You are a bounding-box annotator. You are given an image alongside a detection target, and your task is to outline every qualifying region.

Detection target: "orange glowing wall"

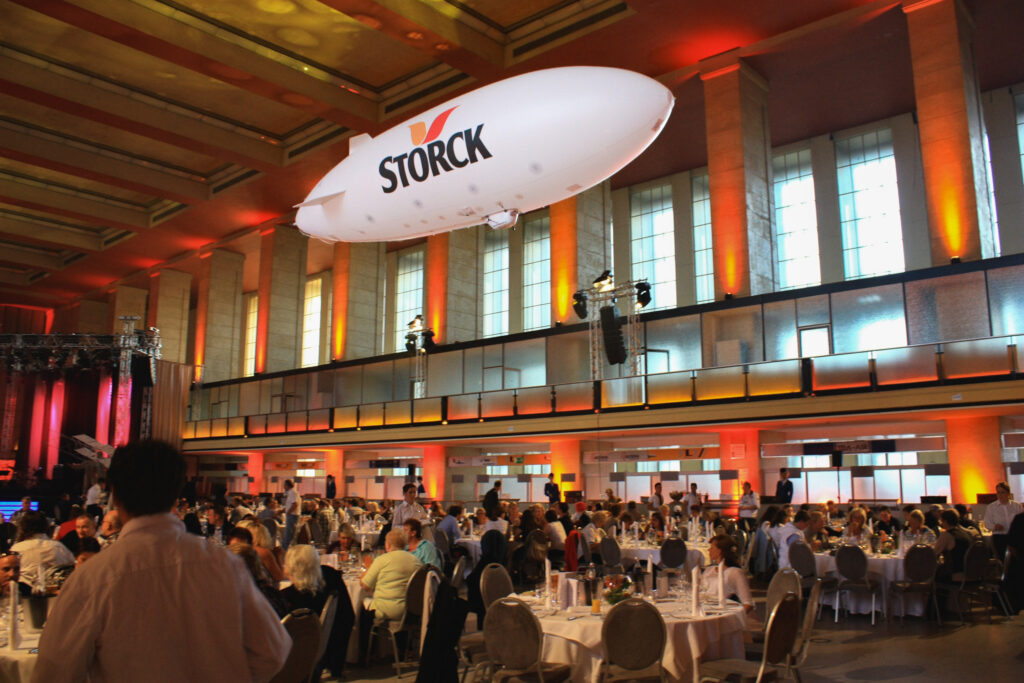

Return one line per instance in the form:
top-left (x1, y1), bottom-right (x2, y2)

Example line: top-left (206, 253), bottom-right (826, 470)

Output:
top-left (325, 449), bottom-right (344, 497)
top-left (192, 252), bottom-right (212, 383)
top-left (96, 371), bottom-right (112, 445)
top-left (945, 416), bottom-right (1004, 504)
top-left (904, 0), bottom-right (985, 263)
top-left (421, 445), bottom-right (446, 500)
top-left (549, 197), bottom-right (578, 323)
top-left (549, 439), bottom-right (583, 493)
top-left (331, 243), bottom-right (350, 361)
top-left (27, 378), bottom-right (46, 473)
top-left (426, 235), bottom-right (449, 342)
top-left (45, 378), bottom-right (65, 479)
top-left (247, 452), bottom-right (264, 494)
top-left (254, 229), bottom-right (276, 375)
top-left (718, 428), bottom-right (763, 499)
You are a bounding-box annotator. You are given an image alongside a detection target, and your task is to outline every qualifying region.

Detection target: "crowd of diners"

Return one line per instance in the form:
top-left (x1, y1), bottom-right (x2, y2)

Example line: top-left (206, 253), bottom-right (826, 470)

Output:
top-left (4, 456), bottom-right (1024, 681)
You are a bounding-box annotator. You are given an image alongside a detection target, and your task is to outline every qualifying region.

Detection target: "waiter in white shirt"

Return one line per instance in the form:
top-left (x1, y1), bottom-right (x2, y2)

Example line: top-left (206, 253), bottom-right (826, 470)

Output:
top-left (392, 483), bottom-right (427, 528)
top-left (984, 481), bottom-right (1022, 558)
top-left (649, 482), bottom-right (664, 509)
top-left (683, 482), bottom-right (702, 514)
top-left (738, 481), bottom-right (760, 532)
top-left (282, 479), bottom-right (299, 550)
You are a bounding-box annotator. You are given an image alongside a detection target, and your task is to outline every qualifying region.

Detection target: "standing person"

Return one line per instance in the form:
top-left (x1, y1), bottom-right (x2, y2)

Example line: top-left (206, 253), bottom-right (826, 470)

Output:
top-left (483, 480), bottom-right (502, 517)
top-left (649, 482), bottom-right (664, 509)
top-left (683, 482), bottom-right (701, 512)
top-left (282, 479), bottom-right (299, 551)
top-left (544, 473), bottom-right (561, 504)
top-left (416, 475), bottom-right (426, 496)
top-left (392, 483), bottom-right (427, 528)
top-left (325, 474), bottom-right (337, 500)
top-left (738, 481), bottom-right (760, 532)
top-left (32, 440), bottom-right (290, 683)
top-left (775, 468), bottom-right (794, 504)
top-left (984, 481), bottom-right (1022, 559)
top-left (85, 479), bottom-right (105, 519)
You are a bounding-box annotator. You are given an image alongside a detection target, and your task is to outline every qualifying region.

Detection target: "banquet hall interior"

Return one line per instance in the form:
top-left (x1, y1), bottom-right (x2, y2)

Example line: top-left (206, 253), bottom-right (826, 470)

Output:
top-left (2, 0), bottom-right (1024, 681)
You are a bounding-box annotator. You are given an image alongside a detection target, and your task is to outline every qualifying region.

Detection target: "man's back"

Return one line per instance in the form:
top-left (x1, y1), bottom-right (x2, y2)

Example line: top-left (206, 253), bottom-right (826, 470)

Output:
top-left (33, 513), bottom-right (289, 683)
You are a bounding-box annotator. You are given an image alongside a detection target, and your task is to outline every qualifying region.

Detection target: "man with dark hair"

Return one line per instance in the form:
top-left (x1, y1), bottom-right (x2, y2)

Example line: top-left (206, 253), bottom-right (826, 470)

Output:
top-left (775, 468), bottom-right (793, 504)
top-left (483, 480), bottom-right (502, 518)
top-left (205, 505), bottom-right (234, 545)
top-left (544, 473), bottom-right (561, 504)
top-left (393, 482), bottom-right (427, 527)
top-left (10, 510), bottom-right (74, 589)
top-left (33, 439), bottom-right (290, 683)
top-left (282, 478), bottom-right (299, 550)
top-left (438, 505), bottom-right (463, 541)
top-left (557, 502), bottom-right (573, 536)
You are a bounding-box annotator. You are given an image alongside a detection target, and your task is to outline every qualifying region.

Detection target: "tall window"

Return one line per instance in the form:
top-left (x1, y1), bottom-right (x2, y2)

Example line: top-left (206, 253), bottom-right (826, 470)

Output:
top-left (836, 128), bottom-right (904, 279)
top-left (482, 230), bottom-right (509, 337)
top-left (394, 249), bottom-right (424, 351)
top-left (773, 149), bottom-right (821, 290)
top-left (691, 173), bottom-right (714, 303)
top-left (630, 183), bottom-right (676, 310)
top-left (300, 278), bottom-right (322, 368)
top-left (242, 293), bottom-right (258, 377)
top-left (522, 214), bottom-right (551, 331)
top-left (983, 130), bottom-right (1000, 258)
top-left (1016, 93), bottom-right (1024, 183)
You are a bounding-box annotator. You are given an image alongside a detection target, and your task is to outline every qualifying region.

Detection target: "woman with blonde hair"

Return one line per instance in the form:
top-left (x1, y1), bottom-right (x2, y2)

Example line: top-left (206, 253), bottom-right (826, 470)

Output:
top-left (280, 543), bottom-right (327, 614)
top-left (237, 519), bottom-right (284, 582)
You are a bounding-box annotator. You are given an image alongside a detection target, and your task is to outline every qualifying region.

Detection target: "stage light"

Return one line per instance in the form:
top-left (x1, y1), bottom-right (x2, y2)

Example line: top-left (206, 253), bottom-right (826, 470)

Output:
top-left (592, 270), bottom-right (613, 292)
top-left (635, 281), bottom-right (651, 309)
top-left (421, 329), bottom-right (436, 352)
top-left (408, 314), bottom-right (424, 331)
top-left (405, 334), bottom-right (417, 353)
top-left (572, 291), bottom-right (588, 319)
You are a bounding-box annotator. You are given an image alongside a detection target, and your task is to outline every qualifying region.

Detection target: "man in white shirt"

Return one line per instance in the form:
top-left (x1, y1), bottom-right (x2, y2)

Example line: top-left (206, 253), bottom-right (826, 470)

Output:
top-left (738, 481), bottom-right (760, 532)
top-left (33, 439), bottom-right (290, 683)
top-left (776, 510), bottom-right (810, 569)
top-left (10, 511), bottom-right (74, 588)
top-left (649, 482), bottom-right (664, 509)
top-left (282, 479), bottom-right (299, 550)
top-left (984, 481), bottom-right (1022, 558)
top-left (392, 483), bottom-right (427, 528)
top-left (683, 482), bottom-right (702, 513)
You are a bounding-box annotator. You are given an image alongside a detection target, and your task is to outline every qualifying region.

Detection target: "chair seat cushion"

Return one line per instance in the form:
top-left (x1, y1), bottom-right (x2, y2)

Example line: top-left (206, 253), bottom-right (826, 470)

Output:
top-left (603, 662), bottom-right (664, 682)
top-left (699, 658), bottom-right (779, 683)
top-left (494, 662), bottom-right (573, 683)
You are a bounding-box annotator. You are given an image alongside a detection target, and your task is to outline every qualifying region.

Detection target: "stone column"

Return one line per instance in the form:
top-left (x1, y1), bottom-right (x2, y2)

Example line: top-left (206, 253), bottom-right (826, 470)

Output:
top-left (343, 243), bottom-right (384, 360)
top-left (904, 0), bottom-right (996, 263)
top-left (550, 439), bottom-right (583, 498)
top-left (422, 445), bottom-right (447, 501)
top-left (700, 58), bottom-right (774, 298)
top-left (255, 226), bottom-right (307, 374)
top-left (193, 249), bottom-right (244, 383)
top-left (109, 285), bottom-right (147, 333)
top-left (325, 449), bottom-right (345, 498)
top-left (424, 228), bottom-right (478, 345)
top-left (718, 428), bottom-right (763, 500)
top-left (247, 452), bottom-right (264, 495)
top-left (946, 416), bottom-right (1004, 505)
top-left (148, 269), bottom-right (192, 364)
top-left (549, 184), bottom-right (611, 324)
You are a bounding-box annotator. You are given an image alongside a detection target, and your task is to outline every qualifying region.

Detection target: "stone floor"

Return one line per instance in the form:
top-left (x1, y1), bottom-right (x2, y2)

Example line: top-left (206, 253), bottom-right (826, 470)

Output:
top-left (334, 604), bottom-right (1024, 682)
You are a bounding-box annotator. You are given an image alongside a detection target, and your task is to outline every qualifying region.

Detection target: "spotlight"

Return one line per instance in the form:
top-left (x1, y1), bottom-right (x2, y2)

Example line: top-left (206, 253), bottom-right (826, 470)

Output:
top-left (724, 292), bottom-right (734, 300)
top-left (950, 256), bottom-right (961, 264)
top-left (408, 314), bottom-right (424, 331)
top-left (592, 270), bottom-right (613, 292)
top-left (634, 281), bottom-right (652, 309)
top-left (405, 333), bottom-right (417, 353)
top-left (421, 329), bottom-right (436, 352)
top-left (572, 291), bottom-right (588, 319)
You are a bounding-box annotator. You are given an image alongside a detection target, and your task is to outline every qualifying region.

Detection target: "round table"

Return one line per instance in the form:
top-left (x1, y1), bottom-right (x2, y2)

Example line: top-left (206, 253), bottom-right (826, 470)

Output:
top-left (0, 630), bottom-right (41, 683)
top-left (455, 536), bottom-right (482, 567)
top-left (814, 551), bottom-right (924, 617)
top-left (532, 596), bottom-right (746, 683)
top-left (620, 543), bottom-right (708, 573)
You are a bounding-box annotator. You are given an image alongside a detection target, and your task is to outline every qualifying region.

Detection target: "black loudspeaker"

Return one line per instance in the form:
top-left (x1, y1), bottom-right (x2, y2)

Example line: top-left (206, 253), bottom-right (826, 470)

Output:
top-left (830, 451), bottom-right (843, 468)
top-left (599, 305), bottom-right (627, 365)
top-left (408, 464), bottom-right (416, 477)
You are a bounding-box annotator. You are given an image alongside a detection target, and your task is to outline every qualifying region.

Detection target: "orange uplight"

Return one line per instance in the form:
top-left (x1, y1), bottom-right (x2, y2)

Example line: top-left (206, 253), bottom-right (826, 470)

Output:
top-left (549, 439), bottom-right (582, 492)
top-left (255, 230), bottom-right (275, 374)
top-left (421, 445), bottom-right (446, 500)
top-left (946, 416), bottom-right (1003, 504)
top-left (332, 243), bottom-right (350, 360)
top-left (426, 234), bottom-right (448, 343)
top-left (549, 197), bottom-right (578, 323)
top-left (46, 378), bottom-right (65, 478)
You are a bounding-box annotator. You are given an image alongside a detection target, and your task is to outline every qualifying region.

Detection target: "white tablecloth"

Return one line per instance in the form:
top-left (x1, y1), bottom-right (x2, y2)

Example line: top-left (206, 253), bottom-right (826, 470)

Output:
top-left (537, 599), bottom-right (746, 683)
top-left (621, 544), bottom-right (708, 573)
top-left (0, 631), bottom-right (41, 683)
top-left (814, 552), bottom-right (924, 617)
top-left (455, 537), bottom-right (481, 567)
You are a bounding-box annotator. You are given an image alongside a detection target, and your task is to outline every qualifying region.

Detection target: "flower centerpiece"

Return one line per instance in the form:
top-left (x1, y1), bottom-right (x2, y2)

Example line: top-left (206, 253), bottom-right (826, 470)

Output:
top-left (603, 574), bottom-right (633, 605)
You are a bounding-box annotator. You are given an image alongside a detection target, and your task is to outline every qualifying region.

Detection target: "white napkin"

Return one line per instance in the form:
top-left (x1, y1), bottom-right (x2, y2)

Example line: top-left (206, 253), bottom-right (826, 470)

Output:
top-left (544, 558), bottom-right (552, 598)
top-left (718, 561), bottom-right (726, 608)
top-left (691, 565), bottom-right (703, 617)
top-left (7, 580), bottom-right (20, 651)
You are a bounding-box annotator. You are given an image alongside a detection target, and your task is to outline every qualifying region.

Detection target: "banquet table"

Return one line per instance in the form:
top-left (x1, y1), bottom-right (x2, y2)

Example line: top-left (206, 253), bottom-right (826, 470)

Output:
top-left (814, 551), bottom-right (924, 617)
top-left (620, 542), bottom-right (709, 573)
top-left (0, 630), bottom-right (41, 683)
top-left (530, 595), bottom-right (746, 683)
top-left (455, 536), bottom-right (481, 567)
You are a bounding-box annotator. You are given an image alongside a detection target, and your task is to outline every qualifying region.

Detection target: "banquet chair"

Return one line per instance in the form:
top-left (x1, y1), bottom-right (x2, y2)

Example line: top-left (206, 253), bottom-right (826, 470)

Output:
top-left (731, 528), bottom-right (748, 560)
top-left (788, 542), bottom-right (836, 618)
top-left (600, 598), bottom-right (667, 682)
top-left (834, 545), bottom-right (882, 625)
top-left (888, 544), bottom-right (940, 625)
top-left (451, 555), bottom-right (468, 590)
top-left (786, 579), bottom-right (823, 683)
top-left (936, 541), bottom-right (991, 623)
top-left (658, 538), bottom-right (687, 584)
top-left (978, 548), bottom-right (1014, 618)
top-left (484, 597), bottom-right (572, 683)
top-left (750, 568), bottom-right (800, 645)
top-left (310, 591), bottom-right (338, 683)
top-left (420, 569), bottom-right (443, 654)
top-left (599, 537), bottom-right (626, 575)
top-left (481, 562), bottom-right (516, 608)
top-left (270, 609), bottom-right (322, 683)
top-left (699, 593), bottom-right (800, 683)
top-left (365, 564), bottom-right (429, 677)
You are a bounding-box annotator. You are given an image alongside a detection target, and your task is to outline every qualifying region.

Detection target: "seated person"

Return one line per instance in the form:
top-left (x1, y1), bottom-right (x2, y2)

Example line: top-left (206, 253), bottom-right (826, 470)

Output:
top-left (205, 505), bottom-right (234, 545)
top-left (59, 514), bottom-right (98, 556)
top-left (0, 551), bottom-right (29, 597)
top-left (825, 500), bottom-right (844, 520)
top-left (281, 544), bottom-right (328, 615)
top-left (953, 504), bottom-right (981, 534)
top-left (10, 511), bottom-right (74, 590)
top-left (873, 506), bottom-right (903, 536)
top-left (482, 510), bottom-right (509, 536)
top-left (804, 511), bottom-right (831, 551)
top-left (74, 537), bottom-right (102, 568)
top-left (932, 509), bottom-right (972, 580)
top-left (98, 510), bottom-right (122, 547)
top-left (543, 509), bottom-right (566, 551)
top-left (645, 511), bottom-right (667, 537)
top-left (359, 529), bottom-right (421, 664)
top-left (437, 505), bottom-right (463, 542)
top-left (53, 505), bottom-right (84, 541)
top-left (902, 509), bottom-right (937, 546)
top-left (703, 534), bottom-right (754, 623)
top-left (237, 520), bottom-right (284, 582)
top-left (403, 519), bottom-right (442, 570)
top-left (582, 510), bottom-right (609, 556)
top-left (841, 508), bottom-right (871, 549)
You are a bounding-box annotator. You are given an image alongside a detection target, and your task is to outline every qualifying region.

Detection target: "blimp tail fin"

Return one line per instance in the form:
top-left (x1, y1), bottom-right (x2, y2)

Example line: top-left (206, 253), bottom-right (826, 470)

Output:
top-left (294, 190), bottom-right (345, 209)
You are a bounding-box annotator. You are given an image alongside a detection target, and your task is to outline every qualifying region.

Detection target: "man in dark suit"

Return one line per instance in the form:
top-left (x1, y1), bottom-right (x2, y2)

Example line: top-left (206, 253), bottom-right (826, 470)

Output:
top-left (775, 468), bottom-right (794, 504)
top-left (325, 474), bottom-right (337, 500)
top-left (483, 480), bottom-right (502, 517)
top-left (205, 505), bottom-right (234, 545)
top-left (544, 473), bottom-right (561, 504)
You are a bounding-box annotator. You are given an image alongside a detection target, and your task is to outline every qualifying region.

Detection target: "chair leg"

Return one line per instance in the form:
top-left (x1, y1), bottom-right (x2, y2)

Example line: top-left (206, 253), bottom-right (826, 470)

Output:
top-left (871, 594), bottom-right (876, 627)
top-left (834, 590), bottom-right (840, 623)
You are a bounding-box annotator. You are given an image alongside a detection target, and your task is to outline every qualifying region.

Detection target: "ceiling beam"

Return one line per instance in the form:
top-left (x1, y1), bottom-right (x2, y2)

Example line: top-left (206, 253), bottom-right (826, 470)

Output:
top-left (0, 57), bottom-right (284, 172)
top-left (12, 0), bottom-right (380, 132)
top-left (0, 178), bottom-right (150, 231)
top-left (0, 215), bottom-right (102, 252)
top-left (0, 127), bottom-right (210, 205)
top-left (0, 244), bottom-right (62, 271)
top-left (321, 0), bottom-right (505, 80)
top-left (0, 271), bottom-right (30, 287)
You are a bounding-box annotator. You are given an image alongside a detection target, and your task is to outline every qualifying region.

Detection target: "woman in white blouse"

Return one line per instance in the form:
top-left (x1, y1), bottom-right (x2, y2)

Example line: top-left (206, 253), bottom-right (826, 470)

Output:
top-left (841, 507), bottom-right (871, 549)
top-left (703, 534), bottom-right (754, 620)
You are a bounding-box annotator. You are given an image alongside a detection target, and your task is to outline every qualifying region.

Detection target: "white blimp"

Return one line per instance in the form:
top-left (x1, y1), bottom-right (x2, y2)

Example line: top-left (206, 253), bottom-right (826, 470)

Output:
top-left (295, 66), bottom-right (674, 242)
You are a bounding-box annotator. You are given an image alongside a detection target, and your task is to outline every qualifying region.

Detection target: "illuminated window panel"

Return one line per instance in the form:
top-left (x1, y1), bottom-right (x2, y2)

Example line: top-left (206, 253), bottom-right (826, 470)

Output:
top-left (300, 278), bottom-right (322, 368)
top-left (242, 293), bottom-right (258, 377)
top-left (630, 183), bottom-right (676, 310)
top-left (836, 128), bottom-right (905, 279)
top-left (691, 173), bottom-right (714, 303)
top-left (482, 229), bottom-right (510, 337)
top-left (394, 248), bottom-right (425, 352)
top-left (522, 214), bottom-right (551, 331)
top-left (772, 149), bottom-right (820, 290)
